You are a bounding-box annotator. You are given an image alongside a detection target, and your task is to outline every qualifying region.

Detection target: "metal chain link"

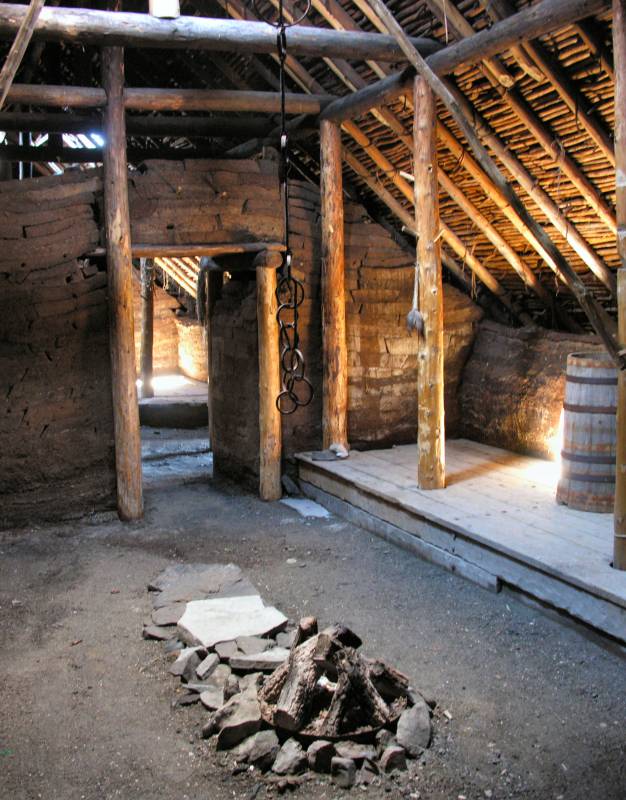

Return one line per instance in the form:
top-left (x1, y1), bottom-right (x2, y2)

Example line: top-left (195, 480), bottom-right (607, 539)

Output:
top-left (255, 0), bottom-right (313, 415)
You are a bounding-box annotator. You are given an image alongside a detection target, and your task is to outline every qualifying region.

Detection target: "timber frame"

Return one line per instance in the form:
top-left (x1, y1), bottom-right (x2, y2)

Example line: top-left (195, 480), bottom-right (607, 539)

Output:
top-left (0, 0), bottom-right (624, 567)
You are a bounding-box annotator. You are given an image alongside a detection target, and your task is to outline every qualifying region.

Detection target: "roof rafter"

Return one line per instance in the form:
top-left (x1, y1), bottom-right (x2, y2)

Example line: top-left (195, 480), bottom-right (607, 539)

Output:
top-left (219, 0), bottom-right (562, 319)
top-left (312, 0), bottom-right (615, 294)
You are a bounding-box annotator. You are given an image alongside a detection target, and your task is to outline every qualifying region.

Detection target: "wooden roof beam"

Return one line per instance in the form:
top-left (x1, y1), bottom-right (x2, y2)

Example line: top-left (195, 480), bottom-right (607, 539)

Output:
top-left (437, 118), bottom-right (616, 293)
top-left (217, 0), bottom-right (577, 322)
top-left (486, 0), bottom-right (614, 166)
top-left (0, 110), bottom-right (280, 138)
top-left (342, 118), bottom-right (564, 318)
top-left (574, 19), bottom-right (614, 80)
top-left (312, 0), bottom-right (615, 293)
top-left (342, 147), bottom-right (533, 325)
top-left (5, 83), bottom-right (333, 113)
top-left (0, 0), bottom-right (610, 70)
top-left (424, 0), bottom-right (515, 87)
top-left (366, 0), bottom-right (621, 362)
top-left (324, 12), bottom-right (616, 236)
top-left (0, 3), bottom-right (441, 62)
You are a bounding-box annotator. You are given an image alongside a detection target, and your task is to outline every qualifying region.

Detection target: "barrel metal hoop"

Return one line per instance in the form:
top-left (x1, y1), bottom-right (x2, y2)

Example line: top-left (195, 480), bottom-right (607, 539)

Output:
top-left (559, 471), bottom-right (615, 484)
top-left (563, 402), bottom-right (617, 414)
top-left (560, 450), bottom-right (616, 465)
top-left (565, 374), bottom-right (617, 386)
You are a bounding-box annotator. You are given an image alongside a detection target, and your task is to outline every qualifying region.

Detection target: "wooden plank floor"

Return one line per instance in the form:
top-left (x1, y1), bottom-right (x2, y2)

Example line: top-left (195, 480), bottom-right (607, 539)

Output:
top-left (297, 440), bottom-right (626, 641)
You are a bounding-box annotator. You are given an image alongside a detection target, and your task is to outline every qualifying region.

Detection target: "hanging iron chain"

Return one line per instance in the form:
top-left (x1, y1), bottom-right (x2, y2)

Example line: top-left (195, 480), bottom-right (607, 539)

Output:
top-left (254, 0), bottom-right (313, 415)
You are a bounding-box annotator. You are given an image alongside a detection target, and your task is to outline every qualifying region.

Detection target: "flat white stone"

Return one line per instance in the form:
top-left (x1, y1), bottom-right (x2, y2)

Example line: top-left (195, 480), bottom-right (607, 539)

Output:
top-left (177, 595), bottom-right (287, 649)
top-left (280, 498), bottom-right (331, 518)
top-left (230, 647), bottom-right (290, 672)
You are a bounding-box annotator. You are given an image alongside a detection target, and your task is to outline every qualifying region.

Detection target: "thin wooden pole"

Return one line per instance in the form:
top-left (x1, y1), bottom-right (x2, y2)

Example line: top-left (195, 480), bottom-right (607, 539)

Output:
top-left (413, 76), bottom-right (445, 490)
top-left (256, 265), bottom-right (282, 501)
top-left (102, 45), bottom-right (143, 521)
top-left (0, 0), bottom-right (44, 110)
top-left (320, 119), bottom-right (348, 452)
top-left (613, 0), bottom-right (626, 570)
top-left (139, 257), bottom-right (154, 400)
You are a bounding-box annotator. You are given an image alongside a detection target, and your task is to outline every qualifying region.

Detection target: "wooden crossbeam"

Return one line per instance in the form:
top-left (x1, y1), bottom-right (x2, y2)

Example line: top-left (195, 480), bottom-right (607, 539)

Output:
top-left (89, 242), bottom-right (286, 259)
top-left (0, 0), bottom-right (610, 70)
top-left (5, 83), bottom-right (333, 113)
top-left (0, 4), bottom-right (440, 62)
top-left (0, 110), bottom-right (277, 137)
top-left (424, 0), bottom-right (515, 88)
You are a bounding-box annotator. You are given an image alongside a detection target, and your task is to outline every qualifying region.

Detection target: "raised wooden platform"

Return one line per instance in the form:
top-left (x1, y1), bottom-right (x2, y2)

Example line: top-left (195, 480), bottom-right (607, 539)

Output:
top-left (296, 440), bottom-right (626, 644)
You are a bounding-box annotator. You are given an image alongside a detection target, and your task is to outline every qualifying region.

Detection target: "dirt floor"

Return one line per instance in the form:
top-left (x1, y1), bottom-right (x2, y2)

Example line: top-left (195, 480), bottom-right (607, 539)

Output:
top-left (1, 438), bottom-right (625, 800)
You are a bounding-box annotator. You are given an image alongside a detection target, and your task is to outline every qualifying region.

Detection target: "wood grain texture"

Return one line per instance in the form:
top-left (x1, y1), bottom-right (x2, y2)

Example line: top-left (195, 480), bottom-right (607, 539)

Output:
top-left (102, 46), bottom-right (143, 521)
top-left (0, 0), bottom-right (44, 109)
top-left (413, 77), bottom-right (445, 490)
top-left (556, 353), bottom-right (617, 513)
top-left (320, 120), bottom-right (348, 450)
top-left (296, 442), bottom-right (626, 643)
top-left (613, 0), bottom-right (626, 569)
top-left (0, 3), bottom-right (439, 62)
top-left (257, 265), bottom-right (282, 501)
top-left (6, 83), bottom-right (331, 114)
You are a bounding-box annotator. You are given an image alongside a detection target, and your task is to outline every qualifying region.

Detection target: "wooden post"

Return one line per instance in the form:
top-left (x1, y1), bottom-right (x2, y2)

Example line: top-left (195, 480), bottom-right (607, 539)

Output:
top-left (413, 76), bottom-right (445, 490)
top-left (613, 0), bottom-right (626, 570)
top-left (320, 119), bottom-right (348, 451)
top-left (206, 271), bottom-right (222, 451)
top-left (257, 264), bottom-right (282, 501)
top-left (139, 258), bottom-right (154, 400)
top-left (102, 45), bottom-right (143, 521)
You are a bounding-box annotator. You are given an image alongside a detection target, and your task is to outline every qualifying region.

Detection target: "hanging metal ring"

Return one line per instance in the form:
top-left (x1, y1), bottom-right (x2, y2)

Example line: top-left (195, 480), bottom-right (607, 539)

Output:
top-left (252, 0), bottom-right (312, 28)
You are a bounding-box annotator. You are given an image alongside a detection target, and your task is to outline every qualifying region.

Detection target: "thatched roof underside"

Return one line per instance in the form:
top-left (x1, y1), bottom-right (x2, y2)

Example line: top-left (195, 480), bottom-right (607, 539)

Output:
top-left (6, 0), bottom-right (619, 328)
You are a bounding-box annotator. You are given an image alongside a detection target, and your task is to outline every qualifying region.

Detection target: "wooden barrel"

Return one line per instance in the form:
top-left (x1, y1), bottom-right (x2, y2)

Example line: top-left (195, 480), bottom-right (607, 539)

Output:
top-left (556, 351), bottom-right (617, 513)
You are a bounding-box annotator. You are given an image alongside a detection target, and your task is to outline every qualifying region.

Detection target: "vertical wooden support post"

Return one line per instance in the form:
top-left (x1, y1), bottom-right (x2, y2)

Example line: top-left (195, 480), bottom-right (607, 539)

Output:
top-left (206, 271), bottom-right (222, 450)
top-left (320, 119), bottom-right (348, 451)
top-left (257, 265), bottom-right (282, 501)
top-left (413, 76), bottom-right (445, 489)
top-left (139, 258), bottom-right (154, 400)
top-left (102, 45), bottom-right (143, 521)
top-left (613, 0), bottom-right (626, 570)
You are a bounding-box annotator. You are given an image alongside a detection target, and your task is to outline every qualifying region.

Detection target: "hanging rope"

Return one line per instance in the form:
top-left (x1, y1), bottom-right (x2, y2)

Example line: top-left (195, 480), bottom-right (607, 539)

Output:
top-left (256, 0), bottom-right (313, 415)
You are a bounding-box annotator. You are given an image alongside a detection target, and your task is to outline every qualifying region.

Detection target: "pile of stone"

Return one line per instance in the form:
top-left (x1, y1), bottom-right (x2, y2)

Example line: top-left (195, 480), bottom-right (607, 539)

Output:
top-left (143, 563), bottom-right (434, 791)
